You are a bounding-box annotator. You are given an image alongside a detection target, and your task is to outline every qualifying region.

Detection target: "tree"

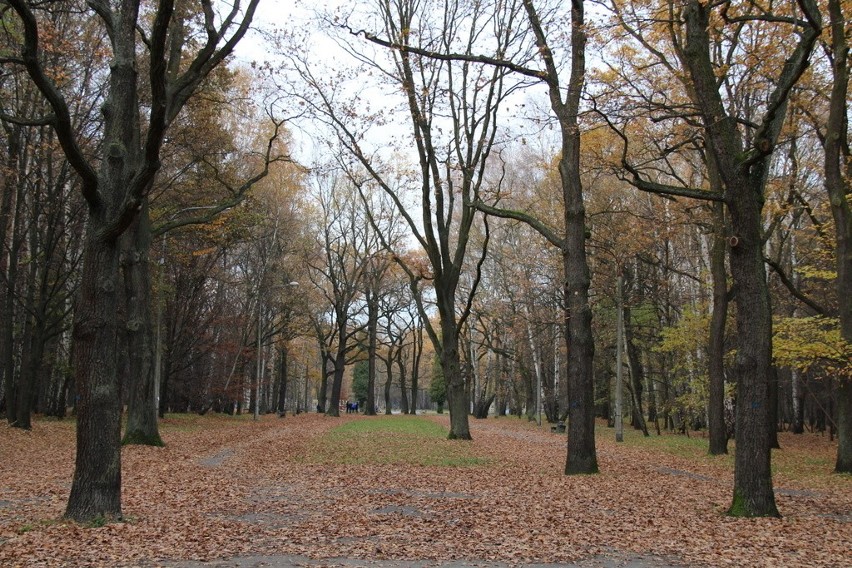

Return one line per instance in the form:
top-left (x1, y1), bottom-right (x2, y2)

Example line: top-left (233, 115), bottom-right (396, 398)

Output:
top-left (122, 64), bottom-right (285, 445)
top-left (820, 0), bottom-right (851, 474)
top-left (4, 0), bottom-right (260, 522)
top-left (352, 360), bottom-right (369, 408)
top-left (602, 0), bottom-right (821, 516)
top-left (471, 0), bottom-right (599, 473)
top-left (292, 0), bottom-right (530, 438)
top-left (306, 175), bottom-right (372, 417)
top-left (429, 354), bottom-right (446, 414)
top-left (1, 6), bottom-right (95, 429)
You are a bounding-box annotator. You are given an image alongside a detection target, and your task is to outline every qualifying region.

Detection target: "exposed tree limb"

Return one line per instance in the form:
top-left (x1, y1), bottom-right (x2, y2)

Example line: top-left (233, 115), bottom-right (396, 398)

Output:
top-left (344, 25), bottom-right (547, 80)
top-left (765, 256), bottom-right (830, 316)
top-left (7, 0), bottom-right (99, 205)
top-left (594, 103), bottom-right (726, 203)
top-left (473, 200), bottom-right (564, 249)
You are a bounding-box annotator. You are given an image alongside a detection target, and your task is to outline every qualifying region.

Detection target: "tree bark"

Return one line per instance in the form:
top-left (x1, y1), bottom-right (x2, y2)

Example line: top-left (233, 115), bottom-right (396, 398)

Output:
top-left (708, 202), bottom-right (729, 454)
top-left (277, 344), bottom-right (288, 415)
top-left (326, 319), bottom-right (347, 417)
top-left (366, 289), bottom-right (378, 415)
top-left (442, 318), bottom-right (471, 439)
top-left (623, 303), bottom-right (649, 437)
top-left (65, 233), bottom-right (123, 521)
top-left (121, 201), bottom-right (162, 446)
top-left (384, 353), bottom-right (393, 415)
top-left (824, 0), bottom-right (852, 474)
top-left (398, 354), bottom-right (409, 415)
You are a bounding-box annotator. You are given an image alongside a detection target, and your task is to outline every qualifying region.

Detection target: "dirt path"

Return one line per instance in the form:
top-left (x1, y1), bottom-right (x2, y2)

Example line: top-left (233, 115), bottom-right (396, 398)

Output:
top-left (1, 413), bottom-right (850, 567)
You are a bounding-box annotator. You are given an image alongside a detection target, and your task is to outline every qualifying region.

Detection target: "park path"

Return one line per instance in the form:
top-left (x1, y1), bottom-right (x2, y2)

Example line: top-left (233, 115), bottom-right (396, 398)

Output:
top-left (2, 412), bottom-right (850, 567)
top-left (162, 413), bottom-right (686, 568)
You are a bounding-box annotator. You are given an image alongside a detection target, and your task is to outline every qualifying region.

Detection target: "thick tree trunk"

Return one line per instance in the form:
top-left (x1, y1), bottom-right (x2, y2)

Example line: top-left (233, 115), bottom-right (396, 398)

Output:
top-left (442, 324), bottom-right (471, 440)
top-left (768, 365), bottom-right (780, 449)
top-left (121, 203), bottom-right (162, 446)
top-left (708, 202), bottom-right (729, 454)
top-left (562, 239), bottom-right (597, 472)
top-left (825, 0), bottom-right (852, 474)
top-left (560, 119), bottom-right (597, 474)
top-left (65, 232), bottom-right (123, 522)
top-left (327, 352), bottom-right (345, 418)
top-left (726, 180), bottom-right (778, 517)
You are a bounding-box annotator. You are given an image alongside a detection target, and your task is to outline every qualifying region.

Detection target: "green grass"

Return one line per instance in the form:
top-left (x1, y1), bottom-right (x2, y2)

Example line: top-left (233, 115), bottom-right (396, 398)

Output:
top-left (598, 420), bottom-right (735, 468)
top-left (597, 420), bottom-right (842, 486)
top-left (309, 415), bottom-right (490, 467)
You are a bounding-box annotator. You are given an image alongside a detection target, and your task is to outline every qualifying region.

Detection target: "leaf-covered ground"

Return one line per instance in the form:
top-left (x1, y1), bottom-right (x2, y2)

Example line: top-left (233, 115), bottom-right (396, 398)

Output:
top-left (0, 413), bottom-right (849, 567)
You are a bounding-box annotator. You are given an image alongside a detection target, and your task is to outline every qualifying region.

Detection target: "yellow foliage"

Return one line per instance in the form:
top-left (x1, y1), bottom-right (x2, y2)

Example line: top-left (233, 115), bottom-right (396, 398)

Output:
top-left (773, 316), bottom-right (852, 379)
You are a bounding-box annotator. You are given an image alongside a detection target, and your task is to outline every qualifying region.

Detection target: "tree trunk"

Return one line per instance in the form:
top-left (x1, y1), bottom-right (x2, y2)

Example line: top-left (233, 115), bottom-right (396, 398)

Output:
top-left (277, 344), bottom-right (288, 415)
top-left (522, 0), bottom-right (597, 473)
top-left (398, 356), bottom-right (409, 414)
top-left (525, 318), bottom-right (542, 423)
top-left (442, 322), bottom-right (471, 439)
top-left (409, 320), bottom-right (423, 415)
top-left (384, 354), bottom-right (393, 415)
top-left (121, 202), bottom-right (162, 446)
top-left (768, 365), bottom-right (780, 449)
top-left (824, 0), bottom-right (852, 474)
top-left (317, 372), bottom-right (328, 414)
top-left (0, 124), bottom-right (20, 422)
top-left (327, 329), bottom-right (346, 417)
top-left (2, 154), bottom-right (25, 426)
top-left (623, 305), bottom-right (649, 437)
top-left (708, 202), bottom-right (729, 454)
top-left (366, 289), bottom-right (378, 415)
top-left (725, 179), bottom-right (778, 517)
top-left (65, 232), bottom-right (123, 522)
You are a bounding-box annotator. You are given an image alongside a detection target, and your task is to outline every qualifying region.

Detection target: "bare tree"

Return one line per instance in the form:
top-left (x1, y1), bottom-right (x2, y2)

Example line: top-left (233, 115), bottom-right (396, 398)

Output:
top-left (290, 0), bottom-right (531, 438)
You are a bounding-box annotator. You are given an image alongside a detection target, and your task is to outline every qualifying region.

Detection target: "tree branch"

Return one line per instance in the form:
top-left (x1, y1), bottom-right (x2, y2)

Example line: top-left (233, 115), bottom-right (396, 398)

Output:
top-left (344, 25), bottom-right (547, 81)
top-left (0, 111), bottom-right (56, 126)
top-left (765, 256), bottom-right (830, 316)
top-left (473, 200), bottom-right (564, 249)
top-left (741, 0), bottom-right (822, 170)
top-left (594, 101), bottom-right (726, 203)
top-left (7, 0), bottom-right (99, 205)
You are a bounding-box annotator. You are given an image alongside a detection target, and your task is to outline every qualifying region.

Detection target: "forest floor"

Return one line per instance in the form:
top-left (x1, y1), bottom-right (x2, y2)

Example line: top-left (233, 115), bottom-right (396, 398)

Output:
top-left (0, 412), bottom-right (850, 568)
